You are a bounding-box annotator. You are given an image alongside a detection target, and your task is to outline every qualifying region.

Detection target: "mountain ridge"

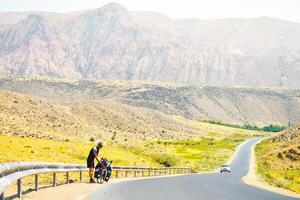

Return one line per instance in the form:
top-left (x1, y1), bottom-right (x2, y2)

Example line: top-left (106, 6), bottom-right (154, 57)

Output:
top-left (1, 3), bottom-right (300, 87)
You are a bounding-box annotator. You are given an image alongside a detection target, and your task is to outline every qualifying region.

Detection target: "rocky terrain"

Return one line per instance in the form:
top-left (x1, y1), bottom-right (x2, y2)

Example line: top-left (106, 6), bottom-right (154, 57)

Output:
top-left (0, 88), bottom-right (207, 143)
top-left (269, 124), bottom-right (300, 166)
top-left (1, 77), bottom-right (300, 126)
top-left (255, 124), bottom-right (300, 193)
top-left (271, 124), bottom-right (300, 143)
top-left (1, 3), bottom-right (300, 87)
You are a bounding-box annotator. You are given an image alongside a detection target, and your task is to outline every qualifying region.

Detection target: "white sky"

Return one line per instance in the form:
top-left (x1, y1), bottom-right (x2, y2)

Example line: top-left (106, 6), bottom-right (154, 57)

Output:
top-left (1, 0), bottom-right (300, 23)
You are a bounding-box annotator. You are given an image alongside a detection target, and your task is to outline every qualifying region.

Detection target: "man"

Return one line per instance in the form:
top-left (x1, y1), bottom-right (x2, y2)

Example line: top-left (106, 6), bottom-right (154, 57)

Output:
top-left (87, 140), bottom-right (104, 183)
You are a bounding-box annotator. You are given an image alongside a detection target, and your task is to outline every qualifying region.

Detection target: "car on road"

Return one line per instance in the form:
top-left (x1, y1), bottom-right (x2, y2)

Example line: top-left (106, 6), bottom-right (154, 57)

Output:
top-left (220, 164), bottom-right (231, 173)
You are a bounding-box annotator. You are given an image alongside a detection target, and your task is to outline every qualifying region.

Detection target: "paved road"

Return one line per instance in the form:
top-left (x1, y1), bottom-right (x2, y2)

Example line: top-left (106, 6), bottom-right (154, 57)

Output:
top-left (89, 138), bottom-right (299, 200)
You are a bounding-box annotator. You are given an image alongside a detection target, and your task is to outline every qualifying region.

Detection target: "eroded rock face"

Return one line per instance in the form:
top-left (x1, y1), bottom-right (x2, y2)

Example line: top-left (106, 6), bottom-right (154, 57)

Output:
top-left (1, 3), bottom-right (300, 87)
top-left (269, 124), bottom-right (300, 166)
top-left (272, 124), bottom-right (300, 142)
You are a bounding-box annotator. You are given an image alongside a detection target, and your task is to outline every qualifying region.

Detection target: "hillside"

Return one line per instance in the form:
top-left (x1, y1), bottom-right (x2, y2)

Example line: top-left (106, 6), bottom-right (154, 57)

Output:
top-left (0, 88), bottom-right (265, 171)
top-left (1, 88), bottom-right (263, 144)
top-left (1, 3), bottom-right (300, 87)
top-left (0, 89), bottom-right (210, 143)
top-left (255, 124), bottom-right (300, 193)
top-left (1, 77), bottom-right (300, 126)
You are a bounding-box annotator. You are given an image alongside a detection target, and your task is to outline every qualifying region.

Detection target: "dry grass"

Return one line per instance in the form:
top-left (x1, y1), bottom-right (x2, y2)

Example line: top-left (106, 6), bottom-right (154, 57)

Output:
top-left (255, 124), bottom-right (300, 194)
top-left (0, 89), bottom-right (204, 143)
top-left (0, 135), bottom-right (158, 166)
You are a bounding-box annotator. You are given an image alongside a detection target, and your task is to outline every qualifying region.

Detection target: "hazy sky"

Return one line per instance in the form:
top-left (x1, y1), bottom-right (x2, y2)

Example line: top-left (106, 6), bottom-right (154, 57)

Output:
top-left (1, 0), bottom-right (300, 23)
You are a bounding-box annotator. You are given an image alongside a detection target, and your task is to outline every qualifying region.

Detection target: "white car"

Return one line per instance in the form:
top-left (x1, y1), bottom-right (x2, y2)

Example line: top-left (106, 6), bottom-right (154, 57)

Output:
top-left (220, 164), bottom-right (231, 173)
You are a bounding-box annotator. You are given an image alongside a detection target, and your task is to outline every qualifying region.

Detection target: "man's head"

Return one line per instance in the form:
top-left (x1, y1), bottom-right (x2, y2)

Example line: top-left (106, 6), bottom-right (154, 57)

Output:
top-left (96, 140), bottom-right (105, 149)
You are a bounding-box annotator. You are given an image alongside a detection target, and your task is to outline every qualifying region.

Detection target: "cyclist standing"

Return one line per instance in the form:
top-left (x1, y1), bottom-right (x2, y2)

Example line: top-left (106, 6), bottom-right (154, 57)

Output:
top-left (87, 140), bottom-right (104, 183)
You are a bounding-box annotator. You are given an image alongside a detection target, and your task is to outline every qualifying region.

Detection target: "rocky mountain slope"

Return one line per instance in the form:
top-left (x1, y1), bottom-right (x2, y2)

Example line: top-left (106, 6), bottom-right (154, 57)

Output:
top-left (256, 124), bottom-right (300, 193)
top-left (1, 77), bottom-right (300, 126)
top-left (1, 88), bottom-right (262, 145)
top-left (1, 3), bottom-right (300, 87)
top-left (0, 89), bottom-right (204, 143)
top-left (267, 123), bottom-right (300, 167)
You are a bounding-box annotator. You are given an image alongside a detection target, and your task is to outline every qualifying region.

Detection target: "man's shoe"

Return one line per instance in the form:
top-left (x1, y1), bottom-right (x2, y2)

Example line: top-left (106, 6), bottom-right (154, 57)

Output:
top-left (90, 178), bottom-right (96, 183)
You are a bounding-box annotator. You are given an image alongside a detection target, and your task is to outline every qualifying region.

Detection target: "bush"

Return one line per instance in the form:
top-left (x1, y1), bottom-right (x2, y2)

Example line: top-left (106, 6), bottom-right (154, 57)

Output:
top-left (201, 120), bottom-right (286, 132)
top-left (152, 153), bottom-right (178, 167)
top-left (262, 124), bottom-right (286, 132)
top-left (273, 178), bottom-right (290, 189)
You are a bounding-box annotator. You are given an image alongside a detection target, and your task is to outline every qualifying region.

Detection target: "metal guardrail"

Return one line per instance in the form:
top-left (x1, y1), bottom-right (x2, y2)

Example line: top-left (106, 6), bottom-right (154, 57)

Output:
top-left (0, 162), bottom-right (192, 200)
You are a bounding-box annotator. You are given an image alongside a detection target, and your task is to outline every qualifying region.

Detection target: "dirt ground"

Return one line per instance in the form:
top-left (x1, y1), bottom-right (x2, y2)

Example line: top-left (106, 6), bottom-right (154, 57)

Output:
top-left (16, 182), bottom-right (100, 200)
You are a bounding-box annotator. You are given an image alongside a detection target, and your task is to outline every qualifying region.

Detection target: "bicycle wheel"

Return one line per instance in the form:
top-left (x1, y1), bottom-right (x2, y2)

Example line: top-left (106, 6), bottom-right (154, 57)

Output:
top-left (99, 168), bottom-right (107, 184)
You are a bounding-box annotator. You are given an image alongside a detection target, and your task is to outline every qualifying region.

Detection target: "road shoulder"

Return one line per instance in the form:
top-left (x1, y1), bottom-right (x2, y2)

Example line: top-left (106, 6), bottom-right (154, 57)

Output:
top-left (242, 139), bottom-right (300, 199)
top-left (18, 182), bottom-right (100, 200)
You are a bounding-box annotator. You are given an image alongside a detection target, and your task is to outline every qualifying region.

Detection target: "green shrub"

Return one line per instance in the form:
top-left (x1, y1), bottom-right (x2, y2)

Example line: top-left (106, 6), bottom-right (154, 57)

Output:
top-left (152, 153), bottom-right (178, 167)
top-left (273, 178), bottom-right (290, 189)
top-left (201, 120), bottom-right (286, 132)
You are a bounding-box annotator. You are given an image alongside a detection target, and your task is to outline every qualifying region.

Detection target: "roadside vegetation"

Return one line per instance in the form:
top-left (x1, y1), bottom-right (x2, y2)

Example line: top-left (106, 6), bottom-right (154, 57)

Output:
top-left (135, 135), bottom-right (248, 171)
top-left (255, 124), bottom-right (300, 194)
top-left (0, 124), bottom-right (262, 172)
top-left (0, 135), bottom-right (158, 167)
top-left (0, 120), bottom-right (264, 197)
top-left (203, 120), bottom-right (286, 132)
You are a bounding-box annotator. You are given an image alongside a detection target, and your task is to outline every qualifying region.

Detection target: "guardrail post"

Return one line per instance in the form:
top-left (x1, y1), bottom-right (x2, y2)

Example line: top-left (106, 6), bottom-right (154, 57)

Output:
top-left (116, 171), bottom-right (118, 178)
top-left (80, 171), bottom-right (83, 182)
top-left (66, 172), bottom-right (69, 184)
top-left (134, 171), bottom-right (137, 177)
top-left (1, 192), bottom-right (4, 200)
top-left (154, 171), bottom-right (157, 176)
top-left (148, 170), bottom-right (151, 176)
top-left (125, 171), bottom-right (128, 178)
top-left (17, 178), bottom-right (22, 198)
top-left (53, 173), bottom-right (57, 187)
top-left (35, 174), bottom-right (39, 191)
top-left (142, 171), bottom-right (144, 177)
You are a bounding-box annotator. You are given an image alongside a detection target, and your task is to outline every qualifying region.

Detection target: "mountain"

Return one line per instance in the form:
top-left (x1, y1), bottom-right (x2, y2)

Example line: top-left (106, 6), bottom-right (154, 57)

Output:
top-left (1, 77), bottom-right (300, 126)
top-left (1, 3), bottom-right (300, 87)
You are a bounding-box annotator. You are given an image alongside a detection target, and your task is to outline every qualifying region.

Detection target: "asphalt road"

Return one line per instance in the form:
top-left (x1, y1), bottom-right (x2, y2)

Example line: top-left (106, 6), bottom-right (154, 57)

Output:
top-left (89, 138), bottom-right (299, 200)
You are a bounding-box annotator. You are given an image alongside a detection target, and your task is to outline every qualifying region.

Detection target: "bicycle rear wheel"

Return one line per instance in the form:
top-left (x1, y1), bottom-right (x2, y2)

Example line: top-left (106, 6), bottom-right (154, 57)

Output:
top-left (99, 168), bottom-right (107, 184)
